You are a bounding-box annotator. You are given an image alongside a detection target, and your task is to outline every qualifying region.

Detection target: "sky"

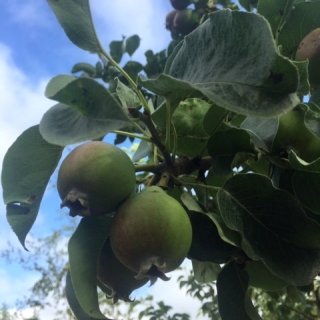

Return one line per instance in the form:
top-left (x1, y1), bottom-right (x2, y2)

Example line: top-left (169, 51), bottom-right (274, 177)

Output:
top-left (0, 0), bottom-right (209, 319)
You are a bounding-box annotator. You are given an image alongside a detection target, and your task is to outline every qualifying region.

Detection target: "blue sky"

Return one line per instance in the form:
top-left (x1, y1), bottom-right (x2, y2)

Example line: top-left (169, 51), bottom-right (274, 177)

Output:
top-left (0, 1), bottom-right (209, 319)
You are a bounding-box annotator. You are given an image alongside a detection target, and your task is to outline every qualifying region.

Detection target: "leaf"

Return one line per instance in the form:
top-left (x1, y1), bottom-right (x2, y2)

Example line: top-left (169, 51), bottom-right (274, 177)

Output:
top-left (115, 79), bottom-right (141, 113)
top-left (66, 271), bottom-right (107, 320)
top-left (40, 76), bottom-right (130, 145)
top-left (246, 260), bottom-right (288, 291)
top-left (202, 104), bottom-right (228, 136)
top-left (191, 260), bottom-right (221, 283)
top-left (240, 117), bottom-right (278, 151)
top-left (68, 216), bottom-right (112, 319)
top-left (47, 0), bottom-right (101, 53)
top-left (180, 192), bottom-right (203, 212)
top-left (257, 0), bottom-right (295, 39)
top-left (124, 35), bottom-right (140, 57)
top-left (1, 126), bottom-right (63, 250)
top-left (109, 39), bottom-right (124, 63)
top-left (72, 63), bottom-right (96, 77)
top-left (217, 261), bottom-right (261, 320)
top-left (207, 128), bottom-right (256, 176)
top-left (278, 1), bottom-right (320, 58)
top-left (292, 60), bottom-right (310, 95)
top-left (45, 75), bottom-right (127, 120)
top-left (123, 61), bottom-right (143, 81)
top-left (289, 152), bottom-right (320, 214)
top-left (131, 140), bottom-right (151, 163)
top-left (139, 10), bottom-right (299, 118)
top-left (187, 210), bottom-right (238, 263)
top-left (217, 173), bottom-right (320, 285)
top-left (40, 103), bottom-right (128, 146)
top-left (304, 107), bottom-right (320, 139)
top-left (45, 75), bottom-right (76, 97)
top-left (310, 87), bottom-right (320, 106)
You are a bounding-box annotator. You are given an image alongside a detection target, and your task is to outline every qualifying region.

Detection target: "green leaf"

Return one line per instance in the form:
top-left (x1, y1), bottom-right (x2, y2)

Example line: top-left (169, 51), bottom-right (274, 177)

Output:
top-left (217, 173), bottom-right (320, 285)
top-left (207, 128), bottom-right (256, 175)
top-left (289, 152), bottom-right (320, 214)
top-left (207, 212), bottom-right (242, 248)
top-left (124, 35), bottom-right (140, 57)
top-left (1, 126), bottom-right (63, 250)
top-left (72, 63), bottom-right (96, 77)
top-left (180, 192), bottom-right (203, 212)
top-left (246, 260), bottom-right (288, 291)
top-left (45, 75), bottom-right (76, 97)
top-left (240, 117), bottom-right (279, 151)
top-left (132, 140), bottom-right (152, 163)
top-left (191, 260), bottom-right (221, 283)
top-left (187, 210), bottom-right (238, 263)
top-left (40, 103), bottom-right (128, 146)
top-left (139, 10), bottom-right (299, 118)
top-left (45, 75), bottom-right (126, 119)
top-left (310, 87), bottom-right (320, 106)
top-left (304, 107), bottom-right (320, 139)
top-left (47, 0), bottom-right (101, 53)
top-left (68, 216), bottom-right (112, 319)
top-left (40, 76), bottom-right (130, 145)
top-left (202, 104), bottom-right (228, 136)
top-left (292, 60), bottom-right (310, 95)
top-left (257, 0), bottom-right (295, 39)
top-left (123, 61), bottom-right (143, 81)
top-left (115, 79), bottom-right (141, 112)
top-left (109, 39), bottom-right (124, 63)
top-left (278, 1), bottom-right (320, 58)
top-left (66, 271), bottom-right (106, 320)
top-left (217, 261), bottom-right (261, 320)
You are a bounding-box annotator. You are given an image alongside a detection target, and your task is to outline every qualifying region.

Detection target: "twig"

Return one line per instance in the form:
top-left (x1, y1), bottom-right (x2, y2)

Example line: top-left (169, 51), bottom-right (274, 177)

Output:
top-left (285, 305), bottom-right (317, 320)
top-left (128, 108), bottom-right (174, 167)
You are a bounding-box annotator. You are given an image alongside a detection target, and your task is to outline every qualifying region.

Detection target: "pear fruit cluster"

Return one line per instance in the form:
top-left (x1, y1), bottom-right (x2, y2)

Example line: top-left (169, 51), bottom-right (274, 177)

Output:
top-left (57, 141), bottom-right (136, 217)
top-left (58, 143), bottom-right (192, 303)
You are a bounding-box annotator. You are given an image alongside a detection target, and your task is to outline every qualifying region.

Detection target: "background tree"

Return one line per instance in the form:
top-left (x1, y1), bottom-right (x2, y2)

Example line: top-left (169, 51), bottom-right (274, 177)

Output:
top-left (3, 0), bottom-right (320, 319)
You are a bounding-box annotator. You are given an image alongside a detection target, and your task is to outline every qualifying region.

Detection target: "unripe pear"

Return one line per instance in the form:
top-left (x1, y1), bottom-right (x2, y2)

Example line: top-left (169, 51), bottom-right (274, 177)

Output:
top-left (269, 108), bottom-right (320, 168)
top-left (97, 238), bottom-right (148, 303)
top-left (295, 28), bottom-right (320, 86)
top-left (110, 186), bottom-right (192, 284)
top-left (166, 10), bottom-right (178, 31)
top-left (173, 9), bottom-right (199, 35)
top-left (57, 141), bottom-right (136, 217)
top-left (170, 0), bottom-right (190, 10)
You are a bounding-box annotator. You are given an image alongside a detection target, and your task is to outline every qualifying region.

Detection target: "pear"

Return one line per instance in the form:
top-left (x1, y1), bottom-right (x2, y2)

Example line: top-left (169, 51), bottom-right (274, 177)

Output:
top-left (57, 141), bottom-right (136, 217)
top-left (109, 186), bottom-right (192, 284)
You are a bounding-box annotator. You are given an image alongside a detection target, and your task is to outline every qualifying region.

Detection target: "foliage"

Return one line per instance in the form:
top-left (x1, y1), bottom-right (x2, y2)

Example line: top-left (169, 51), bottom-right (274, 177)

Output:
top-left (3, 0), bottom-right (320, 319)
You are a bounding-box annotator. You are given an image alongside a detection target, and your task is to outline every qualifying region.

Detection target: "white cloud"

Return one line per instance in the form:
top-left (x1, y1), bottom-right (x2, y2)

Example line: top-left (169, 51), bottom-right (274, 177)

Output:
top-left (91, 0), bottom-right (172, 61)
top-left (0, 40), bottom-right (54, 263)
top-left (0, 43), bottom-right (53, 173)
top-left (0, 267), bottom-right (39, 306)
top-left (5, 0), bottom-right (52, 29)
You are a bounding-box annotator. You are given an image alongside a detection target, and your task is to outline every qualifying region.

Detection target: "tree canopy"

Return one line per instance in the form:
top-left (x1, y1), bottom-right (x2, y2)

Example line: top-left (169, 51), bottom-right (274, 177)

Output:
top-left (3, 0), bottom-right (320, 319)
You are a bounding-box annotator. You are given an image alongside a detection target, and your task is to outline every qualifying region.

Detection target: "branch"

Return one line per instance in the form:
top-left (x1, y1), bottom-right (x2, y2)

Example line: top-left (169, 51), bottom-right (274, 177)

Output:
top-left (134, 156), bottom-right (213, 177)
top-left (285, 305), bottom-right (317, 320)
top-left (128, 108), bottom-right (174, 167)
